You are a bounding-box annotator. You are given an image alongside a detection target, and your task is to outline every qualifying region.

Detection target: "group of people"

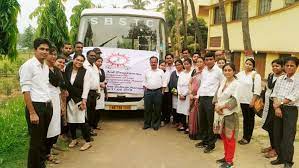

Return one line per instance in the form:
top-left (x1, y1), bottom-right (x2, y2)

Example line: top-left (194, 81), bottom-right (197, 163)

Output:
top-left (19, 38), bottom-right (107, 168)
top-left (143, 48), bottom-right (299, 168)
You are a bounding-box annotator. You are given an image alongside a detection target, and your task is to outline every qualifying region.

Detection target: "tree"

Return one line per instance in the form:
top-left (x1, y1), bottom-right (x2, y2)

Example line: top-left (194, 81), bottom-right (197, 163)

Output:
top-left (219, 0), bottom-right (231, 60)
top-left (180, 0), bottom-right (188, 49)
top-left (189, 0), bottom-right (205, 51)
top-left (0, 0), bottom-right (20, 60)
top-left (70, 0), bottom-right (94, 43)
top-left (241, 0), bottom-right (252, 56)
top-left (19, 25), bottom-right (35, 49)
top-left (124, 0), bottom-right (151, 10)
top-left (30, 0), bottom-right (69, 50)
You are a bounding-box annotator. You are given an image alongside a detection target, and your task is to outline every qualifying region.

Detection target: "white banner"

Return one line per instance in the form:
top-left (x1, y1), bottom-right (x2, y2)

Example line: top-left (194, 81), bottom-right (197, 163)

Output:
top-left (83, 47), bottom-right (159, 94)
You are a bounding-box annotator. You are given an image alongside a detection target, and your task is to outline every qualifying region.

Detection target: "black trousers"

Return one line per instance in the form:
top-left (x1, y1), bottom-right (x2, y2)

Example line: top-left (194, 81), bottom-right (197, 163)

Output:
top-left (198, 96), bottom-right (216, 147)
top-left (274, 105), bottom-right (298, 165)
top-left (262, 100), bottom-right (275, 148)
top-left (172, 108), bottom-right (180, 124)
top-left (161, 92), bottom-right (172, 123)
top-left (45, 135), bottom-right (59, 156)
top-left (240, 103), bottom-right (255, 142)
top-left (69, 123), bottom-right (91, 142)
top-left (144, 89), bottom-right (162, 129)
top-left (87, 90), bottom-right (97, 129)
top-left (25, 102), bottom-right (53, 168)
top-left (95, 109), bottom-right (103, 127)
top-left (177, 113), bottom-right (187, 128)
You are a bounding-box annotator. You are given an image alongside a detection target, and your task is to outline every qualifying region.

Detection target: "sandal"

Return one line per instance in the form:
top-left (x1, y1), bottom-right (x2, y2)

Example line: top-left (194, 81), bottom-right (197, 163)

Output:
top-left (261, 146), bottom-right (272, 153)
top-left (47, 155), bottom-right (60, 164)
top-left (264, 149), bottom-right (277, 158)
top-left (238, 139), bottom-right (249, 145)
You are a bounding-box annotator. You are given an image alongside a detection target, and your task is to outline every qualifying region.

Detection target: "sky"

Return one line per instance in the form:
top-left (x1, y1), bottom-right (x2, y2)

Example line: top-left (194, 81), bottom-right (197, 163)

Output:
top-left (17, 0), bottom-right (159, 33)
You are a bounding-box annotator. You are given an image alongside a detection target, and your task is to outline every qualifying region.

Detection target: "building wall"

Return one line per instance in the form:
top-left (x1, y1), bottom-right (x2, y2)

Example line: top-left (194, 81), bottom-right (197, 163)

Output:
top-left (207, 1), bottom-right (299, 53)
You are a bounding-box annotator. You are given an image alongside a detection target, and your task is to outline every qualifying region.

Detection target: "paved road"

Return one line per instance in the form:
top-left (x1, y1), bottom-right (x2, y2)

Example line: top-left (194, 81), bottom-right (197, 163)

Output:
top-left (53, 112), bottom-right (298, 168)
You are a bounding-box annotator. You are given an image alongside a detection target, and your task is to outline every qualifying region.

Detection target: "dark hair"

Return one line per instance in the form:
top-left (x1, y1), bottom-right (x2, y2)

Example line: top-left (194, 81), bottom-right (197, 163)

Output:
top-left (73, 54), bottom-right (85, 61)
top-left (223, 63), bottom-right (237, 79)
top-left (183, 58), bottom-right (192, 65)
top-left (175, 59), bottom-right (183, 65)
top-left (93, 47), bottom-right (102, 54)
top-left (271, 58), bottom-right (284, 66)
top-left (192, 52), bottom-right (200, 56)
top-left (74, 41), bottom-right (83, 47)
top-left (87, 50), bottom-right (96, 56)
top-left (182, 48), bottom-right (189, 53)
top-left (197, 57), bottom-right (204, 62)
top-left (165, 53), bottom-right (174, 59)
top-left (95, 55), bottom-right (103, 62)
top-left (159, 60), bottom-right (165, 65)
top-left (217, 57), bottom-right (227, 63)
top-left (63, 42), bottom-right (72, 47)
top-left (204, 52), bottom-right (215, 59)
top-left (283, 56), bottom-right (299, 66)
top-left (49, 46), bottom-right (57, 54)
top-left (245, 58), bottom-right (256, 68)
top-left (149, 56), bottom-right (158, 62)
top-left (33, 38), bottom-right (51, 49)
top-left (56, 55), bottom-right (66, 61)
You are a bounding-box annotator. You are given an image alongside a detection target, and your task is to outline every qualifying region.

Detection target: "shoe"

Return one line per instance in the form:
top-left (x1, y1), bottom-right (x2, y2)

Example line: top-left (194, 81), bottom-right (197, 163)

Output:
top-left (204, 146), bottom-right (215, 153)
top-left (216, 158), bottom-right (226, 164)
top-left (195, 142), bottom-right (207, 148)
top-left (90, 130), bottom-right (98, 136)
top-left (264, 149), bottom-right (277, 158)
top-left (176, 127), bottom-right (185, 131)
top-left (143, 126), bottom-right (150, 130)
top-left (80, 142), bottom-right (92, 151)
top-left (160, 121), bottom-right (165, 127)
top-left (270, 159), bottom-right (283, 165)
top-left (238, 139), bottom-right (249, 145)
top-left (219, 162), bottom-right (233, 168)
top-left (261, 146), bottom-right (272, 153)
top-left (284, 163), bottom-right (292, 168)
top-left (68, 140), bottom-right (78, 148)
top-left (184, 129), bottom-right (189, 134)
top-left (153, 127), bottom-right (159, 131)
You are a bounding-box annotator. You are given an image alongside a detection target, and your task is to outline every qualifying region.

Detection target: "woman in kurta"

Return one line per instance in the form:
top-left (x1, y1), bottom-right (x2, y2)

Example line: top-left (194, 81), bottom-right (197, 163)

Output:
top-left (236, 58), bottom-right (262, 145)
top-left (168, 60), bottom-right (184, 127)
top-left (45, 47), bottom-right (65, 163)
top-left (261, 59), bottom-right (284, 158)
top-left (94, 56), bottom-right (107, 129)
top-left (177, 58), bottom-right (193, 132)
top-left (213, 63), bottom-right (240, 168)
top-left (188, 57), bottom-right (204, 139)
top-left (64, 54), bottom-right (92, 151)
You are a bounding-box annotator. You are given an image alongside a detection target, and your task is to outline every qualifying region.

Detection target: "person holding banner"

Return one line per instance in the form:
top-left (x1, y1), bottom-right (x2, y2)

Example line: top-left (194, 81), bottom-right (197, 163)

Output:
top-left (143, 56), bottom-right (167, 131)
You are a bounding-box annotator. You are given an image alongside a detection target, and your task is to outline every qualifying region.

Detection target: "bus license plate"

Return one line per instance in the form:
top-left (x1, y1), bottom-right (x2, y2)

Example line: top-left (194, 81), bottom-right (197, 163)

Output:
top-left (109, 105), bottom-right (131, 110)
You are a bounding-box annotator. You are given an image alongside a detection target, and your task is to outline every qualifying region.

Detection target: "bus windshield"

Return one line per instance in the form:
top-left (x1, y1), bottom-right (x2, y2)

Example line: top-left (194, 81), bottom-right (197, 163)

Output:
top-left (78, 15), bottom-right (166, 53)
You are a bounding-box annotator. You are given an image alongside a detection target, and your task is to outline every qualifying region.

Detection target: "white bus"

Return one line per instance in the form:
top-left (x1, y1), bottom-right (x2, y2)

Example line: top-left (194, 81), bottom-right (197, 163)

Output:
top-left (77, 8), bottom-right (167, 111)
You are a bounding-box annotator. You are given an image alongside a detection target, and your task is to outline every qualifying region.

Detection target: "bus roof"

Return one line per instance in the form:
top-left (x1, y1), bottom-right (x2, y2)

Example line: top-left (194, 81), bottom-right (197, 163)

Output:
top-left (81, 8), bottom-right (165, 20)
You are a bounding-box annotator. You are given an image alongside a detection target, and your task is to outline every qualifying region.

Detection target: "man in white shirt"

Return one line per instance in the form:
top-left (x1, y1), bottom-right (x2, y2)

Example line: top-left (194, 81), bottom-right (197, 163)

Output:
top-left (84, 50), bottom-right (100, 136)
top-left (19, 38), bottom-right (53, 168)
top-left (143, 56), bottom-right (167, 130)
top-left (195, 52), bottom-right (224, 153)
top-left (161, 53), bottom-right (176, 126)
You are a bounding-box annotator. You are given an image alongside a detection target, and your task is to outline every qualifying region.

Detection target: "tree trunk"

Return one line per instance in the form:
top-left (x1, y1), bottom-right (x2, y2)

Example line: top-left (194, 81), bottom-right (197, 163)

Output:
top-left (180, 0), bottom-right (188, 49)
top-left (189, 0), bottom-right (204, 51)
top-left (219, 0), bottom-right (231, 60)
top-left (241, 0), bottom-right (253, 56)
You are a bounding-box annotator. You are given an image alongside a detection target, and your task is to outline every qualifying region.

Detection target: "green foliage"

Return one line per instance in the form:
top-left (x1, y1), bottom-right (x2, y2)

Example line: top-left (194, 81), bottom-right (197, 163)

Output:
top-left (0, 96), bottom-right (28, 168)
top-left (70, 0), bottom-right (94, 43)
top-left (19, 25), bottom-right (35, 49)
top-left (124, 0), bottom-right (151, 10)
top-left (0, 0), bottom-right (20, 60)
top-left (30, 0), bottom-right (69, 50)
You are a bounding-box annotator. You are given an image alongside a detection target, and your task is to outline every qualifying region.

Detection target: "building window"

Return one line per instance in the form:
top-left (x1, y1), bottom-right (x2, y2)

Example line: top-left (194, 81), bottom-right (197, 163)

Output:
top-left (285, 0), bottom-right (299, 6)
top-left (214, 6), bottom-right (221, 24)
top-left (232, 0), bottom-right (242, 21)
top-left (258, 0), bottom-right (271, 15)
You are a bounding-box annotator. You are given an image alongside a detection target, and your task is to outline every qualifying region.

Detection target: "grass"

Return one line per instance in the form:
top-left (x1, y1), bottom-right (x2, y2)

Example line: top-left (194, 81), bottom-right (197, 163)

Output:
top-left (0, 96), bottom-right (28, 168)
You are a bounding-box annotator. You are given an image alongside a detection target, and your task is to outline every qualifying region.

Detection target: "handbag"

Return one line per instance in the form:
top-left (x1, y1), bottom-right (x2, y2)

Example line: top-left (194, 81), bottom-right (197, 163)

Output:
top-left (252, 72), bottom-right (264, 118)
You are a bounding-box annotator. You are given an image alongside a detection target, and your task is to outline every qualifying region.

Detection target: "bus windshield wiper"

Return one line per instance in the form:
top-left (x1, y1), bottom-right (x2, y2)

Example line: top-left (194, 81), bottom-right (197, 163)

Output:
top-left (99, 36), bottom-right (118, 47)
